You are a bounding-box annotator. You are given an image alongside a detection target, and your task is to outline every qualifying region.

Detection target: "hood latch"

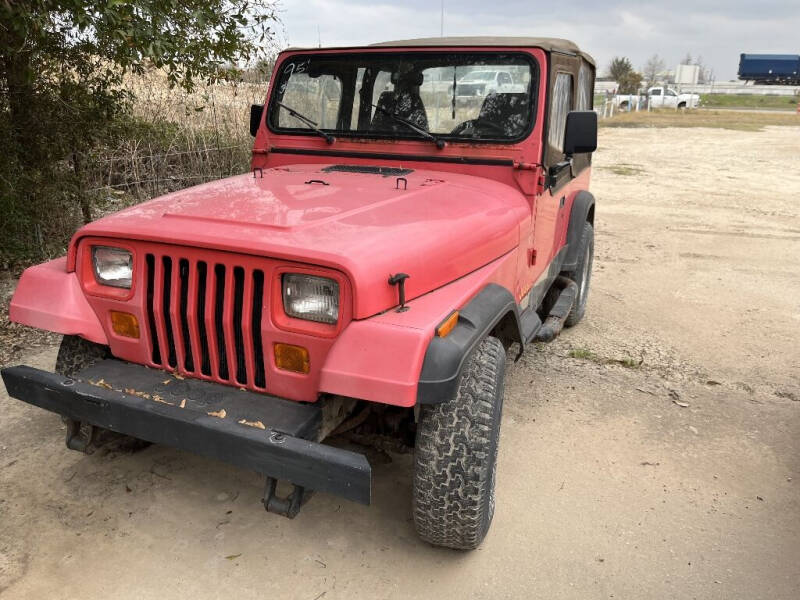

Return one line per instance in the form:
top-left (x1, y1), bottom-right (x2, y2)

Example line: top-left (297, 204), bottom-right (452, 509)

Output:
top-left (388, 273), bottom-right (410, 312)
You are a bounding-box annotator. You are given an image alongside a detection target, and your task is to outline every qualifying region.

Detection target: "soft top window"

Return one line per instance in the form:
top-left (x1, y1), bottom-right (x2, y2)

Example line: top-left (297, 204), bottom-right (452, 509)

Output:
top-left (268, 51), bottom-right (537, 143)
top-left (548, 72), bottom-right (572, 153)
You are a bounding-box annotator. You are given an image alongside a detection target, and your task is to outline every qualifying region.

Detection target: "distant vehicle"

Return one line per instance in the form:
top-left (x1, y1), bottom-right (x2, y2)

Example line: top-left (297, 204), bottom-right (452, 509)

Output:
top-left (738, 54), bottom-right (800, 85)
top-left (614, 86), bottom-right (700, 110)
top-left (455, 69), bottom-right (526, 98)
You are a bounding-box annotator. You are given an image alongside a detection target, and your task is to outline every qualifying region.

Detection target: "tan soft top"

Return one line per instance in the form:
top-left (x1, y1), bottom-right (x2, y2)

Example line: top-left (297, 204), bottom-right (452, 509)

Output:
top-left (287, 36), bottom-right (595, 67)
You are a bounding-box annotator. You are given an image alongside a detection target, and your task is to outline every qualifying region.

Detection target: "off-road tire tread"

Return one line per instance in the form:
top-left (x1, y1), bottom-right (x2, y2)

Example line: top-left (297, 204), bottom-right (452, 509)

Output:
top-left (55, 335), bottom-right (109, 378)
top-left (565, 221), bottom-right (594, 327)
top-left (412, 336), bottom-right (505, 550)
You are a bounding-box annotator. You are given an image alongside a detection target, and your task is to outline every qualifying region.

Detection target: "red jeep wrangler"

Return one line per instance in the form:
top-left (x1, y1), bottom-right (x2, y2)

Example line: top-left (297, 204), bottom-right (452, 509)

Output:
top-left (2, 37), bottom-right (597, 550)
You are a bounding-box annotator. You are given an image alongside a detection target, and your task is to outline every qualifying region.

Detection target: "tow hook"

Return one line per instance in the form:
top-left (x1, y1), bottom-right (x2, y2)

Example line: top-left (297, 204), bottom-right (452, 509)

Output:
top-left (64, 417), bottom-right (96, 453)
top-left (259, 429), bottom-right (315, 518)
top-left (261, 476), bottom-right (312, 519)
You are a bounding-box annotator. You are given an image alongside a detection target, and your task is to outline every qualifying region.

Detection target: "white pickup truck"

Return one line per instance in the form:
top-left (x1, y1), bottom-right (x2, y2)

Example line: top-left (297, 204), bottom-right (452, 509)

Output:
top-left (454, 70), bottom-right (526, 98)
top-left (615, 86), bottom-right (700, 110)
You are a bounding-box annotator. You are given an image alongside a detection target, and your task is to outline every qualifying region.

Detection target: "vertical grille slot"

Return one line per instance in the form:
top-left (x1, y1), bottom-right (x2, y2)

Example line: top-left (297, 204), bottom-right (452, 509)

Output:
top-left (196, 261), bottom-right (211, 376)
top-left (233, 267), bottom-right (247, 384)
top-left (252, 270), bottom-right (266, 388)
top-left (145, 254), bottom-right (161, 364)
top-left (178, 258), bottom-right (194, 372)
top-left (214, 264), bottom-right (229, 380)
top-left (161, 256), bottom-right (177, 368)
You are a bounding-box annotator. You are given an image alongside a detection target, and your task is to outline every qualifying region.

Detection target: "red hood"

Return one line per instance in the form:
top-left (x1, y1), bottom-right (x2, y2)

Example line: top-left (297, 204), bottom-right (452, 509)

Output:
top-left (73, 165), bottom-right (528, 318)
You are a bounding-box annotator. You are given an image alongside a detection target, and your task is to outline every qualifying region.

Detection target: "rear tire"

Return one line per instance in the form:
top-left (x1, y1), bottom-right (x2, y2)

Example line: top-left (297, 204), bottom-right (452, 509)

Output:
top-left (412, 336), bottom-right (506, 550)
top-left (565, 221), bottom-right (594, 327)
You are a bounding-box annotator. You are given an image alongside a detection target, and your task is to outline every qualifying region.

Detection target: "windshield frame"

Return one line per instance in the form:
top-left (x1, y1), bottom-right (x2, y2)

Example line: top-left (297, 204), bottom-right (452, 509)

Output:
top-left (266, 50), bottom-right (539, 146)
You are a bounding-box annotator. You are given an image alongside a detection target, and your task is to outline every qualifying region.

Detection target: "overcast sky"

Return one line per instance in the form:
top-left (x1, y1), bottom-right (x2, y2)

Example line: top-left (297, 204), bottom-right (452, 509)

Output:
top-left (276, 0), bottom-right (800, 81)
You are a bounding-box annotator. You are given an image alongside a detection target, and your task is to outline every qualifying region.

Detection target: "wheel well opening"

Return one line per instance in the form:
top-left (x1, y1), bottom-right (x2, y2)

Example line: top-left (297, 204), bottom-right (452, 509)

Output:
top-left (490, 311), bottom-right (521, 350)
top-left (586, 203), bottom-right (595, 225)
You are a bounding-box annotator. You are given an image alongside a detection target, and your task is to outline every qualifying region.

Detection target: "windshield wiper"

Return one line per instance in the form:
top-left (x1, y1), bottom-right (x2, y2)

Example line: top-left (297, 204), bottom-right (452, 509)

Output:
top-left (276, 101), bottom-right (335, 144)
top-left (371, 103), bottom-right (446, 149)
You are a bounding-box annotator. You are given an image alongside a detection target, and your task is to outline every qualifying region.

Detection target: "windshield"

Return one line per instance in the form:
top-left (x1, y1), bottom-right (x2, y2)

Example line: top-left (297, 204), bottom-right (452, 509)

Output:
top-left (268, 52), bottom-right (536, 142)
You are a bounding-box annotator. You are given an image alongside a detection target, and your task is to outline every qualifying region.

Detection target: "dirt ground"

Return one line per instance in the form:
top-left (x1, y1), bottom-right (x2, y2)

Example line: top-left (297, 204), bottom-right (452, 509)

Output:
top-left (1, 125), bottom-right (799, 599)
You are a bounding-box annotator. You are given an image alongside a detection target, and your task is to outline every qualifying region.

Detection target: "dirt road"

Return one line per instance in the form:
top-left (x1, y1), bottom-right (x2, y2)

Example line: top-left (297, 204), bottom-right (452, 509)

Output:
top-left (2, 125), bottom-right (799, 599)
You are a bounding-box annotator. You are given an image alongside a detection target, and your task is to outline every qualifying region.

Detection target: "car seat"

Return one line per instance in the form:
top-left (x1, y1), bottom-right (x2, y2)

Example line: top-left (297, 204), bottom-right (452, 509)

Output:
top-left (370, 71), bottom-right (429, 132)
top-left (477, 92), bottom-right (530, 136)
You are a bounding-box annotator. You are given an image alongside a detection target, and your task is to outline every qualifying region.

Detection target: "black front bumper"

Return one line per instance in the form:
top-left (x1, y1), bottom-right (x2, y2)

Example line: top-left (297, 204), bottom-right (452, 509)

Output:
top-left (1, 361), bottom-right (371, 505)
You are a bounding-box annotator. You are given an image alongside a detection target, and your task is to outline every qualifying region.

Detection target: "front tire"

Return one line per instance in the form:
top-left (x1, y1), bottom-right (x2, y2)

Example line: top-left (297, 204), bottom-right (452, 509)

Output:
top-left (55, 336), bottom-right (146, 453)
top-left (412, 336), bottom-right (506, 550)
top-left (565, 221), bottom-right (594, 327)
top-left (56, 335), bottom-right (110, 378)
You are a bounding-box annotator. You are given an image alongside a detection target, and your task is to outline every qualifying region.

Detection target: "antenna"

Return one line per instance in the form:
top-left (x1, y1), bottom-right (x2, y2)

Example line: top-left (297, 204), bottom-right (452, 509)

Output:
top-left (317, 25), bottom-right (321, 48)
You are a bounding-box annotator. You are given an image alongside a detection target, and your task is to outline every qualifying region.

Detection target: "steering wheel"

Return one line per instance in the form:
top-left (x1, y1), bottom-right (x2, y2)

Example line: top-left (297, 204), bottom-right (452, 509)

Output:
top-left (450, 118), bottom-right (505, 136)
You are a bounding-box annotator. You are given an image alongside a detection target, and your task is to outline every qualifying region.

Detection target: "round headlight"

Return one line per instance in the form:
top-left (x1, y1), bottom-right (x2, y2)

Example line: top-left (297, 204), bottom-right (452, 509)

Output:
top-left (92, 246), bottom-right (133, 288)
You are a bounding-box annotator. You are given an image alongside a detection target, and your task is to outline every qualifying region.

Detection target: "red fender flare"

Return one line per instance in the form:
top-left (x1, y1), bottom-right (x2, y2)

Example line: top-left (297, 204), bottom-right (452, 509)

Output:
top-left (9, 257), bottom-right (107, 345)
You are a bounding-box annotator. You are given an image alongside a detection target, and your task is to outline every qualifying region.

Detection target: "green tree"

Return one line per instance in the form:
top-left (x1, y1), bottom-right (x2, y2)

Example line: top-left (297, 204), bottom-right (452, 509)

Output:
top-left (0, 0), bottom-right (277, 265)
top-left (607, 56), bottom-right (643, 94)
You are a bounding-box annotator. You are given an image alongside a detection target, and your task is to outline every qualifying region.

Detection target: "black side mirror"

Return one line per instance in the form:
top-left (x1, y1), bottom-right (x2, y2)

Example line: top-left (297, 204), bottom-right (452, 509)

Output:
top-left (250, 104), bottom-right (264, 137)
top-left (548, 111), bottom-right (598, 189)
top-left (563, 110), bottom-right (597, 155)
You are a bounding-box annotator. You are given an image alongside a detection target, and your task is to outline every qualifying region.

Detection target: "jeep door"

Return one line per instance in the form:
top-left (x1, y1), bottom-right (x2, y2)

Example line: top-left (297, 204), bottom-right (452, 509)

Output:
top-left (527, 52), bottom-right (594, 307)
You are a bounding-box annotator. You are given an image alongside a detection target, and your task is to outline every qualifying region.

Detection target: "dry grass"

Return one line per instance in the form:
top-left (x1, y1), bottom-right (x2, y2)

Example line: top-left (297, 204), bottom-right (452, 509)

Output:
top-left (84, 71), bottom-right (270, 217)
top-left (128, 70), bottom-right (266, 133)
top-left (600, 109), bottom-right (800, 131)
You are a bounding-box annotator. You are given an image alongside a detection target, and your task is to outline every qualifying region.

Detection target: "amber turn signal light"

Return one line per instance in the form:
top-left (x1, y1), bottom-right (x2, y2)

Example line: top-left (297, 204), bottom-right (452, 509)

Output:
top-left (274, 343), bottom-right (310, 374)
top-left (110, 311), bottom-right (140, 339)
top-left (436, 311), bottom-right (459, 338)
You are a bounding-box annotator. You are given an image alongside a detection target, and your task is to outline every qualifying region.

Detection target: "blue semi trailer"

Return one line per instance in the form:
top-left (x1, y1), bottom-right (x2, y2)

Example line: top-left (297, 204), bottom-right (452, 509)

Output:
top-left (738, 54), bottom-right (800, 85)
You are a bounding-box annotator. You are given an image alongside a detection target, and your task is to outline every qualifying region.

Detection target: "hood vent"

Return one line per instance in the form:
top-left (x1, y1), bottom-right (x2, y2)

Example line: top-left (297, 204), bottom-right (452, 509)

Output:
top-left (322, 164), bottom-right (413, 177)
